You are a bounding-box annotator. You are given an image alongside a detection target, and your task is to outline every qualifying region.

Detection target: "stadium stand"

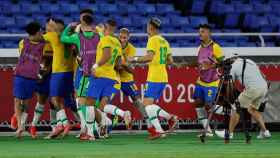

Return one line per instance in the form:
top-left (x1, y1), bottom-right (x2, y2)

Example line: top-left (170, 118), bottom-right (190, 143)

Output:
top-left (0, 0), bottom-right (279, 48)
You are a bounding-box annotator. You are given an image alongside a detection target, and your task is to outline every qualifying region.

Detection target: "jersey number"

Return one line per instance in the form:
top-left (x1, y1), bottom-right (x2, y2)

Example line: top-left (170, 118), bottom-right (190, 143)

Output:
top-left (160, 47), bottom-right (167, 64)
top-left (110, 49), bottom-right (118, 65)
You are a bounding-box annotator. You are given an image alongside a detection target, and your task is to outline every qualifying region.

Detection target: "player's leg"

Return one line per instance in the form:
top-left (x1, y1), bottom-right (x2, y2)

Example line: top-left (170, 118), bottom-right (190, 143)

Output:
top-left (121, 82), bottom-right (148, 121)
top-left (143, 82), bottom-right (176, 139)
top-left (193, 85), bottom-right (212, 136)
top-left (48, 72), bottom-right (72, 138)
top-left (13, 76), bottom-right (36, 138)
top-left (29, 93), bottom-right (48, 138)
top-left (99, 79), bottom-right (132, 129)
top-left (49, 101), bottom-right (57, 132)
top-left (74, 68), bottom-right (87, 135)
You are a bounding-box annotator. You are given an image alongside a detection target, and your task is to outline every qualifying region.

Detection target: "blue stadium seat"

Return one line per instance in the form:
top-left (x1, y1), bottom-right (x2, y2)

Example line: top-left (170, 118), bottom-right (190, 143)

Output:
top-left (98, 4), bottom-right (118, 14)
top-left (15, 16), bottom-right (33, 28)
top-left (253, 3), bottom-right (272, 13)
top-left (78, 3), bottom-right (98, 12)
top-left (189, 16), bottom-right (208, 27)
top-left (126, 5), bottom-right (137, 14)
top-left (120, 17), bottom-right (132, 27)
top-left (21, 4), bottom-right (41, 14)
top-left (267, 15), bottom-right (280, 27)
top-left (131, 16), bottom-right (147, 27)
top-left (271, 4), bottom-right (280, 15)
top-left (243, 14), bottom-right (256, 28)
top-left (136, 4), bottom-right (156, 15)
top-left (170, 16), bottom-right (189, 27)
top-left (224, 13), bottom-right (240, 28)
top-left (2, 4), bottom-right (21, 15)
top-left (156, 4), bottom-right (174, 15)
top-left (191, 1), bottom-right (206, 14)
top-left (212, 3), bottom-right (235, 15)
top-left (60, 4), bottom-right (80, 14)
top-left (234, 4), bottom-right (253, 13)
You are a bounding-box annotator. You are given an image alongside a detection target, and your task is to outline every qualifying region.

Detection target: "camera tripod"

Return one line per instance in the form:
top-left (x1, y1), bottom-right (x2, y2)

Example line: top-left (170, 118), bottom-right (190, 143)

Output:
top-left (199, 72), bottom-right (252, 144)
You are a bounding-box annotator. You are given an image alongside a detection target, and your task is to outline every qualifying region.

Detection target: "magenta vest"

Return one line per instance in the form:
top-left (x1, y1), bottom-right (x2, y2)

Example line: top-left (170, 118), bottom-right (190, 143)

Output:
top-left (15, 39), bottom-right (45, 79)
top-left (79, 32), bottom-right (99, 76)
top-left (197, 43), bottom-right (219, 83)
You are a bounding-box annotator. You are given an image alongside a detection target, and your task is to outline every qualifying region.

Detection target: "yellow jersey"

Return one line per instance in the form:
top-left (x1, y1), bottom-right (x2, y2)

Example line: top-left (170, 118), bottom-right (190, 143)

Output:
top-left (43, 32), bottom-right (74, 73)
top-left (146, 35), bottom-right (171, 83)
top-left (197, 42), bottom-right (224, 87)
top-left (95, 35), bottom-right (122, 81)
top-left (120, 42), bottom-right (136, 82)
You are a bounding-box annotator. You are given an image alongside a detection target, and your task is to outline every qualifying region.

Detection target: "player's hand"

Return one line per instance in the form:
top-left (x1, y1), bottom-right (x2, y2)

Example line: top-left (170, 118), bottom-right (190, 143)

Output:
top-left (69, 22), bottom-right (79, 27)
top-left (127, 57), bottom-right (138, 63)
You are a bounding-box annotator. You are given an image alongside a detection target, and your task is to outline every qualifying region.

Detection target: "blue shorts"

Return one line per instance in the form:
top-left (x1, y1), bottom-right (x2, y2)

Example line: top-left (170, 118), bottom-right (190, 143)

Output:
top-left (110, 87), bottom-right (120, 102)
top-left (49, 72), bottom-right (74, 97)
top-left (87, 77), bottom-right (116, 100)
top-left (35, 74), bottom-right (51, 95)
top-left (121, 82), bottom-right (140, 98)
top-left (64, 94), bottom-right (77, 112)
top-left (193, 84), bottom-right (218, 104)
top-left (13, 76), bottom-right (36, 100)
top-left (144, 82), bottom-right (166, 100)
top-left (74, 67), bottom-right (83, 91)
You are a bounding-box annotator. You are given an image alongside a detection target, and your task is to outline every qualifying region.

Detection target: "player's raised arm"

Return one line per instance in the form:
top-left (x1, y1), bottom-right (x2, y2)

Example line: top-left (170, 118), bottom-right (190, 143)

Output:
top-left (60, 22), bottom-right (79, 44)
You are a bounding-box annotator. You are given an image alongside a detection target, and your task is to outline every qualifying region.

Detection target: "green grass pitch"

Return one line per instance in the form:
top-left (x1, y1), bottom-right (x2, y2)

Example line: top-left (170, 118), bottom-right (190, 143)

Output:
top-left (0, 132), bottom-right (279, 158)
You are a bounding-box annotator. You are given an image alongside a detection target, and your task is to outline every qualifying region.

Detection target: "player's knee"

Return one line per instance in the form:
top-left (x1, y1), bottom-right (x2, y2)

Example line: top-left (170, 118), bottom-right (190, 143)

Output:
top-left (194, 99), bottom-right (204, 107)
top-left (99, 97), bottom-right (109, 110)
top-left (143, 98), bottom-right (153, 106)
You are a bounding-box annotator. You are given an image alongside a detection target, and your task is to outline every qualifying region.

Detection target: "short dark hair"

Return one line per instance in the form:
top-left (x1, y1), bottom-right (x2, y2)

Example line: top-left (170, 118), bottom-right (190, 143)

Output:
top-left (25, 22), bottom-right (41, 35)
top-left (149, 17), bottom-right (161, 29)
top-left (82, 15), bottom-right (94, 25)
top-left (54, 19), bottom-right (65, 26)
top-left (80, 9), bottom-right (94, 15)
top-left (198, 24), bottom-right (211, 31)
top-left (106, 19), bottom-right (117, 27)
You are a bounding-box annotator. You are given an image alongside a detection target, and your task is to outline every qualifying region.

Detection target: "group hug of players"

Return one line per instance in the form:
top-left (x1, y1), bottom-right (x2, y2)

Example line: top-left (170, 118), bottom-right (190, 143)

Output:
top-left (10, 8), bottom-right (271, 141)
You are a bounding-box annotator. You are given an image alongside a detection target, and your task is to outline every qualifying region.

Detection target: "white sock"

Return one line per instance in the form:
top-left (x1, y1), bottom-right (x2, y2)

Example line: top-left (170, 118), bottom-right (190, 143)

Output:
top-left (145, 105), bottom-right (164, 133)
top-left (105, 115), bottom-right (112, 126)
top-left (20, 112), bottom-right (28, 130)
top-left (104, 104), bottom-right (125, 118)
top-left (85, 106), bottom-right (95, 137)
top-left (77, 104), bottom-right (86, 130)
top-left (153, 104), bottom-right (172, 120)
top-left (50, 109), bottom-right (57, 130)
top-left (31, 103), bottom-right (44, 126)
top-left (195, 108), bottom-right (212, 132)
top-left (57, 109), bottom-right (68, 126)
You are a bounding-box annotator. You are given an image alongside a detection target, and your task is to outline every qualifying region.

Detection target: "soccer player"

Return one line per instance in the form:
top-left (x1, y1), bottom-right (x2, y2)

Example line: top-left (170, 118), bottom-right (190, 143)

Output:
top-left (43, 19), bottom-right (74, 138)
top-left (13, 22), bottom-right (45, 138)
top-left (28, 42), bottom-right (53, 138)
top-left (193, 24), bottom-right (224, 137)
top-left (130, 18), bottom-right (177, 140)
top-left (118, 28), bottom-right (149, 127)
top-left (84, 19), bottom-right (132, 140)
top-left (60, 13), bottom-right (101, 138)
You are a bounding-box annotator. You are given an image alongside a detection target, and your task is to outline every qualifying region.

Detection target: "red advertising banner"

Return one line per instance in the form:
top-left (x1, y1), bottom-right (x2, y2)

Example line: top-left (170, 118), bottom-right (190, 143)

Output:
top-left (0, 66), bottom-right (280, 122)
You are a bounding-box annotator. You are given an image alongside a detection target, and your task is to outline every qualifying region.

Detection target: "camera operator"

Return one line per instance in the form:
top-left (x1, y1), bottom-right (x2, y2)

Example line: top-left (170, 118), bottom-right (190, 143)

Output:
top-left (215, 54), bottom-right (271, 139)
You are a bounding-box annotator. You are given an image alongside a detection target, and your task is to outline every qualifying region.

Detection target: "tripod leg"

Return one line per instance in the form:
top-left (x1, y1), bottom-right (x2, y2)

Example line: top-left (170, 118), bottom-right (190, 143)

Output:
top-left (200, 78), bottom-right (225, 143)
top-left (224, 105), bottom-right (231, 144)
